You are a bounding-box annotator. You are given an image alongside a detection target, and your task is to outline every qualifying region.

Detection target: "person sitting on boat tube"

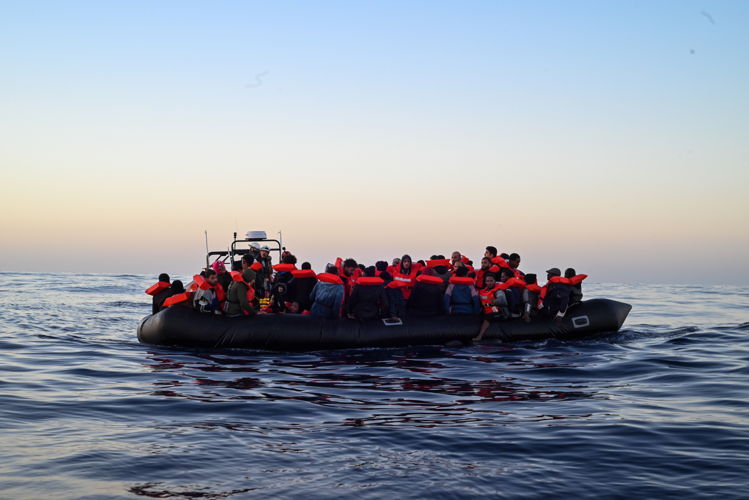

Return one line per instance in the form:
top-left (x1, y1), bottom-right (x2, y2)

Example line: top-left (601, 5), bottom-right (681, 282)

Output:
top-left (508, 253), bottom-right (525, 278)
top-left (224, 268), bottom-right (257, 317)
top-left (474, 273), bottom-right (511, 341)
top-left (408, 273), bottom-right (445, 317)
top-left (145, 273), bottom-right (173, 314)
top-left (309, 265), bottom-right (345, 319)
top-left (565, 268), bottom-right (585, 306)
top-left (347, 266), bottom-right (389, 321)
top-left (286, 262), bottom-right (317, 313)
top-left (542, 268), bottom-right (572, 322)
top-left (192, 269), bottom-right (224, 315)
top-left (521, 274), bottom-right (544, 323)
top-left (443, 266), bottom-right (480, 315)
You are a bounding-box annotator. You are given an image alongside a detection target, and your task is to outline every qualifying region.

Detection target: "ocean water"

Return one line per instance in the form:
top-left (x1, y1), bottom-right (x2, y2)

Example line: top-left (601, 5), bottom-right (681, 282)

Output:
top-left (1, 272), bottom-right (748, 499)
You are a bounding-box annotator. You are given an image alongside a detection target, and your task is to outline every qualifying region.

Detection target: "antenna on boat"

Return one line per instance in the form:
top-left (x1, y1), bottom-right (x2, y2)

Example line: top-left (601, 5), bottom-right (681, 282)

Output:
top-left (278, 230), bottom-right (283, 250)
top-left (204, 230), bottom-right (209, 255)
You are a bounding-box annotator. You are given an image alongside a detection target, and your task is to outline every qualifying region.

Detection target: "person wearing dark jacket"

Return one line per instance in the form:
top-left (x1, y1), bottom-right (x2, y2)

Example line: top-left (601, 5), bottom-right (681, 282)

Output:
top-left (224, 269), bottom-right (257, 317)
top-left (543, 268), bottom-right (572, 321)
top-left (287, 262), bottom-right (317, 312)
top-left (565, 267), bottom-right (583, 305)
top-left (310, 265), bottom-right (345, 319)
top-left (211, 260), bottom-right (232, 293)
top-left (348, 267), bottom-right (389, 321)
top-left (147, 273), bottom-right (174, 314)
top-left (382, 271), bottom-right (407, 319)
top-left (444, 266), bottom-right (480, 314)
top-left (408, 274), bottom-right (444, 317)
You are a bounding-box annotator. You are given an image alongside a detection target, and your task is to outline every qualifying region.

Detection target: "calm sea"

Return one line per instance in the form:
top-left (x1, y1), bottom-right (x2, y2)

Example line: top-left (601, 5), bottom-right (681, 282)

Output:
top-left (1, 272), bottom-right (748, 499)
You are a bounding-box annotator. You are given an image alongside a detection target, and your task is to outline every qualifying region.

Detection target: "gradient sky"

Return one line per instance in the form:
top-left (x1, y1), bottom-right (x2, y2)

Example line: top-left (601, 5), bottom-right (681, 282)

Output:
top-left (1, 1), bottom-right (747, 283)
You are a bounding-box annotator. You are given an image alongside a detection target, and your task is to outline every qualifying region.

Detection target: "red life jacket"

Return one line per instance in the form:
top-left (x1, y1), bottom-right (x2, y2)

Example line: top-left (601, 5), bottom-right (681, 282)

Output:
top-left (145, 281), bottom-right (170, 296)
top-left (449, 276), bottom-right (475, 286)
top-left (416, 274), bottom-right (443, 285)
top-left (568, 274), bottom-right (588, 285)
top-left (498, 277), bottom-right (526, 290)
top-left (357, 277), bottom-right (385, 286)
top-left (291, 269), bottom-right (317, 279)
top-left (229, 271), bottom-right (256, 304)
top-left (426, 258), bottom-right (451, 268)
top-left (162, 292), bottom-right (192, 308)
top-left (392, 264), bottom-right (421, 299)
top-left (193, 274), bottom-right (226, 302)
top-left (524, 283), bottom-right (547, 307)
top-left (479, 285), bottom-right (503, 314)
top-left (488, 265), bottom-right (501, 273)
top-left (273, 263), bottom-right (297, 273)
top-left (317, 273), bottom-right (344, 285)
top-left (474, 269), bottom-right (489, 288)
top-left (547, 276), bottom-right (572, 286)
top-left (511, 268), bottom-right (524, 278)
top-left (491, 257), bottom-right (510, 269)
top-left (250, 262), bottom-right (263, 271)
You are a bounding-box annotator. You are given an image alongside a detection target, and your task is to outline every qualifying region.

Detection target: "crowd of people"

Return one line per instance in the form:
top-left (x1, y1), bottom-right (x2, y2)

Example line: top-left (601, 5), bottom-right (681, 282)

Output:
top-left (146, 245), bottom-right (587, 340)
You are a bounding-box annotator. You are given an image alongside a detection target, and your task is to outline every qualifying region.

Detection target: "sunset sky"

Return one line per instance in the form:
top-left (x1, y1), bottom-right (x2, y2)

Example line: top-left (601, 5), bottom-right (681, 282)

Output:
top-left (1, 1), bottom-right (747, 284)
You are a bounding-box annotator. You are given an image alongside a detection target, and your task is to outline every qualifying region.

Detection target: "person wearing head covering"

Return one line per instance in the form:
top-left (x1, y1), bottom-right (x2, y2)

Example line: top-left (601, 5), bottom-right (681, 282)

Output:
top-left (211, 260), bottom-right (232, 293)
top-left (145, 273), bottom-right (174, 314)
top-left (542, 268), bottom-right (572, 321)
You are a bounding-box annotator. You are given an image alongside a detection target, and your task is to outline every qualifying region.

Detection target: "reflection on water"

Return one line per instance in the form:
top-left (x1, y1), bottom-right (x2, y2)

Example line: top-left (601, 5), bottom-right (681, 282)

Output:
top-left (0, 273), bottom-right (748, 499)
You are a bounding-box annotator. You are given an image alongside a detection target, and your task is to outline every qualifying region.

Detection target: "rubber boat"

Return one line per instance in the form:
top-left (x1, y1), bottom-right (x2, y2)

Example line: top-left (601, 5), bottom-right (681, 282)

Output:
top-left (137, 298), bottom-right (631, 351)
top-left (138, 231), bottom-right (631, 351)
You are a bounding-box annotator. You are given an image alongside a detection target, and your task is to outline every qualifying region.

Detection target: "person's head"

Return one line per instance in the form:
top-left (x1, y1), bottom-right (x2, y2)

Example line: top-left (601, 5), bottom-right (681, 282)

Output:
top-left (455, 266), bottom-right (468, 278)
top-left (301, 261), bottom-right (312, 270)
top-left (171, 280), bottom-right (184, 293)
top-left (358, 264), bottom-right (366, 272)
top-left (392, 257), bottom-right (401, 266)
top-left (484, 246), bottom-right (498, 258)
top-left (453, 259), bottom-right (465, 270)
top-left (524, 273), bottom-right (537, 286)
top-left (287, 301), bottom-right (301, 314)
top-left (282, 253), bottom-right (297, 265)
top-left (500, 252), bottom-right (510, 260)
top-left (430, 254), bottom-right (439, 260)
top-left (480, 257), bottom-right (491, 270)
top-left (204, 269), bottom-right (218, 286)
top-left (546, 267), bottom-right (562, 280)
top-left (241, 254), bottom-right (254, 270)
top-left (400, 255), bottom-right (412, 271)
top-left (509, 253), bottom-right (521, 269)
top-left (484, 273), bottom-right (497, 289)
top-left (375, 260), bottom-right (388, 272)
top-left (364, 266), bottom-right (376, 277)
top-left (343, 258), bottom-right (357, 275)
top-left (451, 251), bottom-right (462, 262)
top-left (564, 268), bottom-right (576, 278)
top-left (325, 264), bottom-right (339, 275)
top-left (211, 260), bottom-right (227, 274)
top-left (158, 273), bottom-right (170, 283)
top-left (499, 269), bottom-right (513, 282)
top-left (260, 245), bottom-right (270, 259)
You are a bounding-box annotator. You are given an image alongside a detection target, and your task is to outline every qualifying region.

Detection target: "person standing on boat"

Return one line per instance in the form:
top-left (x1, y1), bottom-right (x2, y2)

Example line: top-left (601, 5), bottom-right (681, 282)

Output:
top-left (309, 265), bottom-right (345, 319)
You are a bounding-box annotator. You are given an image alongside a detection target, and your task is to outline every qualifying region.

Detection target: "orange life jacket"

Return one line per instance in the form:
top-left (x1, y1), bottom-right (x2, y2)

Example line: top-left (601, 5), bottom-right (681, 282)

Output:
top-left (479, 285), bottom-right (503, 314)
top-left (497, 277), bottom-right (526, 290)
top-left (193, 274), bottom-right (226, 302)
top-left (416, 274), bottom-right (443, 285)
top-left (491, 257), bottom-right (510, 269)
top-left (250, 262), bottom-right (263, 271)
top-left (291, 269), bottom-right (317, 279)
top-left (426, 258), bottom-right (451, 268)
top-left (547, 276), bottom-right (572, 286)
top-left (317, 273), bottom-right (344, 285)
top-left (568, 274), bottom-right (588, 285)
top-left (145, 281), bottom-right (170, 296)
top-left (162, 292), bottom-right (192, 308)
top-left (273, 263), bottom-right (297, 273)
top-left (449, 276), bottom-right (475, 286)
top-left (229, 271), bottom-right (255, 312)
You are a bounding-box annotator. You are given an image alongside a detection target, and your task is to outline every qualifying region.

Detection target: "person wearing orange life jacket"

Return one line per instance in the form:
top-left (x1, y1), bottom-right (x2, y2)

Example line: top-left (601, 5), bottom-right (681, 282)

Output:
top-left (474, 257), bottom-right (492, 290)
top-left (508, 253), bottom-right (525, 279)
top-left (161, 280), bottom-right (191, 308)
top-left (423, 255), bottom-right (452, 291)
top-left (224, 269), bottom-right (257, 317)
top-left (210, 260), bottom-right (232, 294)
top-left (146, 273), bottom-right (173, 314)
top-left (287, 262), bottom-right (317, 312)
top-left (309, 265), bottom-right (345, 319)
top-left (484, 246), bottom-right (498, 259)
top-left (192, 269), bottom-right (224, 314)
top-left (348, 266), bottom-right (389, 321)
top-left (444, 266), bottom-right (480, 315)
top-left (374, 261), bottom-right (389, 277)
top-left (335, 257), bottom-right (362, 298)
top-left (565, 268), bottom-right (588, 306)
top-left (391, 254), bottom-right (421, 300)
top-left (521, 274), bottom-right (545, 322)
top-left (408, 274), bottom-right (445, 317)
top-left (473, 273), bottom-right (511, 341)
top-left (542, 268), bottom-right (573, 321)
top-left (497, 268), bottom-right (527, 318)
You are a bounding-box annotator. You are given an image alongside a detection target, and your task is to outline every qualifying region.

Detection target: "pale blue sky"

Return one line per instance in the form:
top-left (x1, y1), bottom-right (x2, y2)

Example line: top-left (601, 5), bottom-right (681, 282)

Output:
top-left (1, 1), bottom-right (747, 283)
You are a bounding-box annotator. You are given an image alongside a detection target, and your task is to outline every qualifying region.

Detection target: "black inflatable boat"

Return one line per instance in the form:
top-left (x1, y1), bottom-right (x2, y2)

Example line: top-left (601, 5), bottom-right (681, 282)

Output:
top-left (137, 298), bottom-right (631, 351)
